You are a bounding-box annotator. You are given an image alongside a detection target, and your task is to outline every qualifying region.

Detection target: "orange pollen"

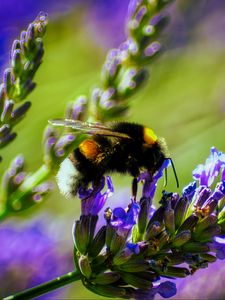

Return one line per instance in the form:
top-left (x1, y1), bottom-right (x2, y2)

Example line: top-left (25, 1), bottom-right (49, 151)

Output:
top-left (143, 127), bottom-right (157, 145)
top-left (79, 139), bottom-right (100, 160)
top-left (194, 205), bottom-right (210, 217)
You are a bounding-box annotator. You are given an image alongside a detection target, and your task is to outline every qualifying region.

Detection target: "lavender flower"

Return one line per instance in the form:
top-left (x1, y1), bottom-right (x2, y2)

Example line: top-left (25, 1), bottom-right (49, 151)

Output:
top-left (69, 147), bottom-right (225, 299)
top-left (72, 161), bottom-right (177, 299)
top-left (0, 155), bottom-right (53, 220)
top-left (92, 0), bottom-right (173, 121)
top-left (193, 147), bottom-right (225, 187)
top-left (0, 12), bottom-right (48, 152)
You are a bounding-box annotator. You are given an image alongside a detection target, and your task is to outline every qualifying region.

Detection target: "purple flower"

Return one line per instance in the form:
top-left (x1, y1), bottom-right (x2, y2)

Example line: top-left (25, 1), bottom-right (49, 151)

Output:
top-left (79, 176), bottom-right (114, 216)
top-left (0, 218), bottom-right (73, 298)
top-left (182, 181), bottom-right (197, 201)
top-left (110, 201), bottom-right (139, 232)
top-left (140, 159), bottom-right (170, 200)
top-left (127, 0), bottom-right (143, 22)
top-left (193, 147), bottom-right (225, 187)
top-left (134, 281), bottom-right (177, 300)
top-left (126, 242), bottom-right (140, 254)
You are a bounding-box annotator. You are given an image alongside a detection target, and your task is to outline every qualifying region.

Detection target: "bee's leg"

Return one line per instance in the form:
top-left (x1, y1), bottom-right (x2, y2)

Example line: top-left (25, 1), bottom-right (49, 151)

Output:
top-left (132, 177), bottom-right (138, 201)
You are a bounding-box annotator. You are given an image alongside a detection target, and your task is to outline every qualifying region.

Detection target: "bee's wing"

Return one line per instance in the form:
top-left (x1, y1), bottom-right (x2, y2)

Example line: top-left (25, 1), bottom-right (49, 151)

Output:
top-left (49, 119), bottom-right (132, 139)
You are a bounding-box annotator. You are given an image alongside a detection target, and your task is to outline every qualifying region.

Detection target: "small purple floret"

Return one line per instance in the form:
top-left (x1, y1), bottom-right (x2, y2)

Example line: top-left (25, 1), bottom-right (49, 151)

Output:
top-left (156, 281), bottom-right (177, 298)
top-left (127, 0), bottom-right (144, 21)
top-left (111, 201), bottom-right (139, 230)
top-left (79, 176), bottom-right (114, 216)
top-left (193, 147), bottom-right (225, 187)
top-left (182, 181), bottom-right (197, 201)
top-left (140, 159), bottom-right (170, 200)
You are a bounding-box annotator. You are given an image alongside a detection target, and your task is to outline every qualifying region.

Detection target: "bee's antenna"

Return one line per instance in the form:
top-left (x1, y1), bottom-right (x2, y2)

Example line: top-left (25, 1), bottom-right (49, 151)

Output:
top-left (168, 158), bottom-right (179, 188)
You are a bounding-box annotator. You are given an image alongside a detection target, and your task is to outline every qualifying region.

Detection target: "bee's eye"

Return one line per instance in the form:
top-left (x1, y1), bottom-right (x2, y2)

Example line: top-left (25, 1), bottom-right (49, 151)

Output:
top-left (143, 127), bottom-right (157, 145)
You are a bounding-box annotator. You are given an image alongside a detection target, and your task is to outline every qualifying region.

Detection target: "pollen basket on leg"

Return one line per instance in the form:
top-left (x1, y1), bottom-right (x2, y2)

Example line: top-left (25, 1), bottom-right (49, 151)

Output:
top-left (79, 139), bottom-right (101, 160)
top-left (143, 127), bottom-right (158, 145)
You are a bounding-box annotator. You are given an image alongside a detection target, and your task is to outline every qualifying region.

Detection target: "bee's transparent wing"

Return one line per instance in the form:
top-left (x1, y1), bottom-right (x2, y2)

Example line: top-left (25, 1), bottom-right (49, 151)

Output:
top-left (49, 119), bottom-right (131, 139)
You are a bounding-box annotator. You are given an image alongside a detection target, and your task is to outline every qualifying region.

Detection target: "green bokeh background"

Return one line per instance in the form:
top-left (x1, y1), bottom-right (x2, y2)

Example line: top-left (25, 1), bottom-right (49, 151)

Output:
top-left (1, 2), bottom-right (225, 299)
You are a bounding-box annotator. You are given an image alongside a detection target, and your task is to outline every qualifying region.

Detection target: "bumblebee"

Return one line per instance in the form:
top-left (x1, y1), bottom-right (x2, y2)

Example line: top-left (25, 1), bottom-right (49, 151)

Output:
top-left (49, 119), bottom-right (178, 198)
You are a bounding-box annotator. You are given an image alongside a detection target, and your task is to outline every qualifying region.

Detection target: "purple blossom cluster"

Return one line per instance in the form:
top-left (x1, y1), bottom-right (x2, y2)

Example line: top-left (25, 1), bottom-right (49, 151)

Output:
top-left (72, 147), bottom-right (225, 299)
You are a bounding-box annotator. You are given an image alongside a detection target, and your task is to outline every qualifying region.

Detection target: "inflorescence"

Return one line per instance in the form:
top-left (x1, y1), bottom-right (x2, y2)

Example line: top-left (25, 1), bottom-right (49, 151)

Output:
top-left (73, 147), bottom-right (225, 299)
top-left (0, 12), bottom-right (48, 151)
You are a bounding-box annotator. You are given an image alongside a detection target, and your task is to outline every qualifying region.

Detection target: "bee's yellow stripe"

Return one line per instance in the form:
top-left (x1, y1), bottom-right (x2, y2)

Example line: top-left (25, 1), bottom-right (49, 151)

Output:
top-left (143, 127), bottom-right (157, 145)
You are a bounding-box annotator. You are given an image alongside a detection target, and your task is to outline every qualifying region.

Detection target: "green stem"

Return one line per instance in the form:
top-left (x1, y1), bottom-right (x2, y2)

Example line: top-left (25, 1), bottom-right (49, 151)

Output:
top-left (3, 270), bottom-right (82, 300)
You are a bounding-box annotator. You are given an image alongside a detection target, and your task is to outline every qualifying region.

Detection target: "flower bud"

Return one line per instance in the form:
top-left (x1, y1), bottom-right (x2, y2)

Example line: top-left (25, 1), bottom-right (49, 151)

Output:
top-left (158, 230), bottom-right (169, 248)
top-left (25, 23), bottom-right (36, 50)
top-left (105, 223), bottom-right (116, 248)
top-left (195, 214), bottom-right (217, 233)
top-left (174, 197), bottom-right (189, 228)
top-left (10, 101), bottom-right (31, 125)
top-left (113, 247), bottom-right (134, 266)
top-left (66, 96), bottom-right (88, 121)
top-left (120, 271), bottom-right (152, 289)
top-left (11, 39), bottom-right (21, 58)
top-left (1, 100), bottom-right (14, 123)
top-left (145, 221), bottom-right (162, 240)
top-left (110, 232), bottom-right (126, 255)
top-left (84, 281), bottom-right (126, 298)
top-left (93, 272), bottom-right (120, 285)
top-left (73, 219), bottom-right (89, 255)
top-left (101, 49), bottom-right (122, 87)
top-left (54, 134), bottom-right (76, 157)
top-left (0, 84), bottom-right (6, 112)
top-left (0, 124), bottom-right (11, 138)
top-left (172, 230), bottom-right (191, 247)
top-left (78, 255), bottom-right (92, 279)
top-left (182, 242), bottom-right (210, 253)
top-left (3, 68), bottom-right (14, 98)
top-left (117, 67), bottom-right (148, 99)
top-left (12, 49), bottom-right (23, 77)
top-left (194, 225), bottom-right (221, 243)
top-left (160, 266), bottom-right (190, 278)
top-left (200, 253), bottom-right (216, 263)
top-left (164, 207), bottom-right (175, 234)
top-left (177, 214), bottom-right (199, 233)
top-left (144, 41), bottom-right (161, 59)
top-left (117, 258), bottom-right (149, 272)
top-left (137, 197), bottom-right (150, 234)
top-left (0, 132), bottom-right (16, 148)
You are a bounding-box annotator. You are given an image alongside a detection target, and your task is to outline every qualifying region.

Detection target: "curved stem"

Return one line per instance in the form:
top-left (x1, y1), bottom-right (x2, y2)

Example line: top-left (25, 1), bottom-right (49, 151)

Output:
top-left (3, 270), bottom-right (82, 300)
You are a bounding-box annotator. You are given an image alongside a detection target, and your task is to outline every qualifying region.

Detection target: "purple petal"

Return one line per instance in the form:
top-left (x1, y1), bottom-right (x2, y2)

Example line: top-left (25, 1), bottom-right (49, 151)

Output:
top-left (182, 181), bottom-right (197, 201)
top-left (157, 281), bottom-right (177, 298)
top-left (80, 176), bottom-right (114, 216)
top-left (193, 147), bottom-right (225, 187)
